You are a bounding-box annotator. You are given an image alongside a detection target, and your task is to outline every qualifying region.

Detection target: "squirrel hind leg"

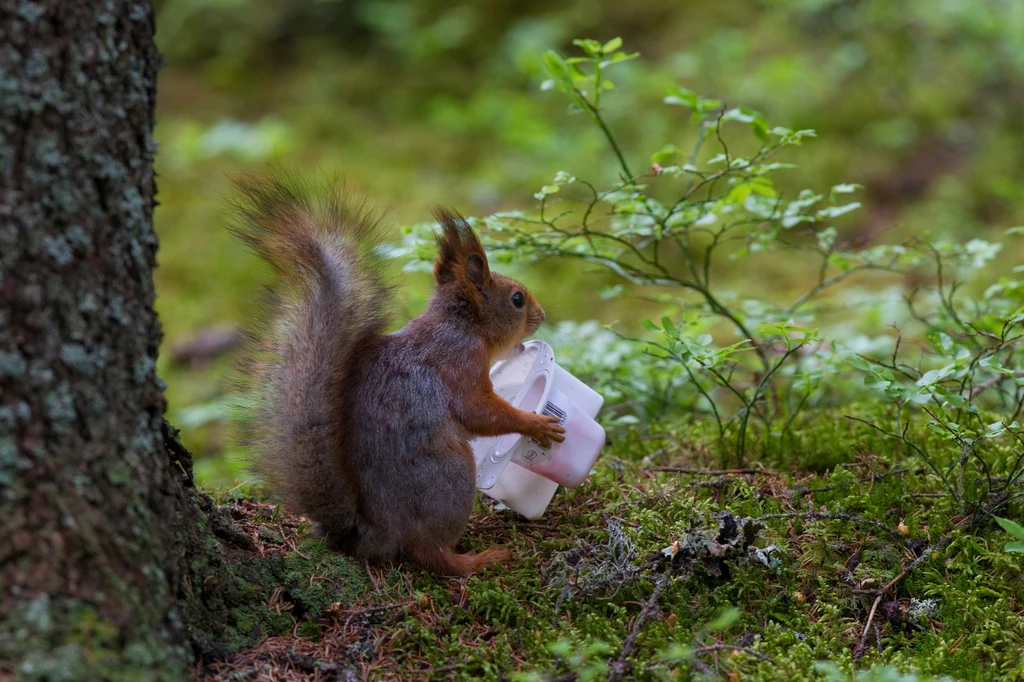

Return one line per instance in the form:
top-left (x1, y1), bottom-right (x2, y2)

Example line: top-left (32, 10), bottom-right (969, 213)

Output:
top-left (407, 542), bottom-right (511, 576)
top-left (469, 546), bottom-right (511, 571)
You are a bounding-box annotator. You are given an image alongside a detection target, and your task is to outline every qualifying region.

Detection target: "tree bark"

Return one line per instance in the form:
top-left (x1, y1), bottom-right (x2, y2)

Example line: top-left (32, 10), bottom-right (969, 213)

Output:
top-left (0, 6), bottom-right (368, 678)
top-left (0, 2), bottom-right (198, 678)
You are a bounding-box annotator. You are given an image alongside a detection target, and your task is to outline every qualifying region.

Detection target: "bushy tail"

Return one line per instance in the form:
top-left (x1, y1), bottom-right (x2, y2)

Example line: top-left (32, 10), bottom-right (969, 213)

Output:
top-left (228, 170), bottom-right (393, 536)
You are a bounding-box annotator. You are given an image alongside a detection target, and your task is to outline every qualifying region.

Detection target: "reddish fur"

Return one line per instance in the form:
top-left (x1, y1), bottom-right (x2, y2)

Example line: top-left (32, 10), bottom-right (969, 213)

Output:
top-left (422, 208), bottom-right (565, 447)
top-left (232, 176), bottom-right (563, 576)
top-left (407, 543), bottom-right (511, 576)
top-left (439, 351), bottom-right (565, 446)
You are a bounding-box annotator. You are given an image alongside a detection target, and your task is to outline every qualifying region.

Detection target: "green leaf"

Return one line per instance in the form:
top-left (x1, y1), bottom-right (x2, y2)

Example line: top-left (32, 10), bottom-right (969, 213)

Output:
top-left (816, 227), bottom-right (838, 250)
top-left (909, 392), bottom-right (932, 405)
top-left (640, 319), bottom-right (660, 332)
top-left (601, 37), bottom-right (623, 54)
top-left (1006, 541), bottom-right (1024, 553)
top-left (830, 183), bottom-right (862, 195)
top-left (664, 87), bottom-right (698, 109)
top-left (847, 356), bottom-right (873, 372)
top-left (812, 662), bottom-right (845, 682)
top-left (698, 97), bottom-right (722, 112)
top-left (864, 374), bottom-right (891, 390)
top-left (721, 107), bottom-right (760, 124)
top-left (651, 144), bottom-right (681, 165)
top-left (995, 517), bottom-right (1024, 539)
top-left (542, 51), bottom-right (572, 86)
top-left (598, 53), bottom-right (640, 71)
top-left (707, 607), bottom-right (740, 632)
top-left (657, 643), bottom-right (691, 663)
top-left (661, 317), bottom-right (677, 336)
top-left (725, 183), bottom-right (753, 203)
top-left (548, 639), bottom-right (574, 657)
top-left (916, 364), bottom-right (954, 387)
top-left (817, 202), bottom-right (862, 219)
top-left (572, 38), bottom-right (602, 56)
top-left (828, 252), bottom-right (854, 271)
top-left (721, 107), bottom-right (770, 141)
top-left (599, 284), bottom-right (625, 300)
top-left (933, 333), bottom-right (954, 354)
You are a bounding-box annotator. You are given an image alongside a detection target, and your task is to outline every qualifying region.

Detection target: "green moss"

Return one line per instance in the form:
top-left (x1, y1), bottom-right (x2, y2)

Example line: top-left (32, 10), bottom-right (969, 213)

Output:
top-left (280, 538), bottom-right (369, 617)
top-left (466, 581), bottom-right (525, 628)
top-left (249, 407), bottom-right (1021, 681)
top-left (256, 526), bottom-right (284, 545)
top-left (178, 495), bottom-right (368, 662)
top-left (295, 621), bottom-right (322, 639)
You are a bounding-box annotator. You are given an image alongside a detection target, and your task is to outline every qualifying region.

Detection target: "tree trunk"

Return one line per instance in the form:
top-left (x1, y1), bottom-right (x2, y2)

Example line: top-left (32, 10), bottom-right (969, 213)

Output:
top-left (0, 6), bottom-right (367, 678)
top-left (0, 2), bottom-right (199, 678)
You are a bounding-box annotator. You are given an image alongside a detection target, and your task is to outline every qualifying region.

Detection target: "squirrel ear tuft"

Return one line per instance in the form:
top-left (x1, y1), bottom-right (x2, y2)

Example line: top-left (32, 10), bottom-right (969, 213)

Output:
top-left (432, 206), bottom-right (490, 290)
top-left (464, 253), bottom-right (488, 292)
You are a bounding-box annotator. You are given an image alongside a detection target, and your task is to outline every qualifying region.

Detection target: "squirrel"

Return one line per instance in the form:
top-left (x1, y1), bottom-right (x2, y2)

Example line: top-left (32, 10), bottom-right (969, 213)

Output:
top-left (229, 171), bottom-right (565, 575)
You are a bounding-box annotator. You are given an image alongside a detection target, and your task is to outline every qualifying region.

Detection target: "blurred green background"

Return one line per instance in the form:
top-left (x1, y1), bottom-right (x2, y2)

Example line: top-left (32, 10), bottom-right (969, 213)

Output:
top-left (152, 0), bottom-right (1024, 486)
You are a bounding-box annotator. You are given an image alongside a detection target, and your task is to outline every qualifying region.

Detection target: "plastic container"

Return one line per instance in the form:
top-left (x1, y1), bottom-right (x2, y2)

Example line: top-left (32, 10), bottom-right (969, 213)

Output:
top-left (510, 387), bottom-right (607, 487)
top-left (470, 341), bottom-right (605, 519)
top-left (482, 462), bottom-right (560, 520)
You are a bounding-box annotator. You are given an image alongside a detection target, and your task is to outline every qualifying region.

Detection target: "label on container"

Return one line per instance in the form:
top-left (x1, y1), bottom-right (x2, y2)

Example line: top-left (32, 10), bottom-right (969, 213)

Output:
top-left (516, 390), bottom-right (570, 465)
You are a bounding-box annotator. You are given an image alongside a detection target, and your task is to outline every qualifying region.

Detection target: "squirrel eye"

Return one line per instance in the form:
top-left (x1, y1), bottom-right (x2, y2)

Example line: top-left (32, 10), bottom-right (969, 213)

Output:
top-left (511, 291), bottom-right (525, 309)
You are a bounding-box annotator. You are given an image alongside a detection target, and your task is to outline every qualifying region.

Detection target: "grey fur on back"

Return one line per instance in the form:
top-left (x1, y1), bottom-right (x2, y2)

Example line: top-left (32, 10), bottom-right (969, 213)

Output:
top-left (228, 170), bottom-right (394, 540)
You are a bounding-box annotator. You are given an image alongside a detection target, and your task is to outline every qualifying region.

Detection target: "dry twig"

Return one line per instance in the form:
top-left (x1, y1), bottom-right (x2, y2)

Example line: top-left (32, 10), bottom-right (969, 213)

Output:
top-left (854, 537), bottom-right (949, 660)
top-left (607, 569), bottom-right (673, 682)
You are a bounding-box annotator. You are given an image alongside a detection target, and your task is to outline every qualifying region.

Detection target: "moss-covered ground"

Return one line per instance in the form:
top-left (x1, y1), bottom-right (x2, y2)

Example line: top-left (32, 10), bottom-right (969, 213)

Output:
top-left (151, 18), bottom-right (1024, 680)
top-left (193, 411), bottom-right (1024, 682)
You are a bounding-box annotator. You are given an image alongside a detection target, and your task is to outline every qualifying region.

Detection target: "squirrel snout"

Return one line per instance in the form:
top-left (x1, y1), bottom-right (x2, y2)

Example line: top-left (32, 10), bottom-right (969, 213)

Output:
top-left (527, 308), bottom-right (545, 334)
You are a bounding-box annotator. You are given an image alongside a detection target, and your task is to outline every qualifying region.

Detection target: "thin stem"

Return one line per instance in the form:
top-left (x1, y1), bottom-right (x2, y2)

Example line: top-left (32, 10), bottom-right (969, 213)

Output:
top-left (576, 92), bottom-right (633, 181)
top-left (845, 414), bottom-right (963, 512)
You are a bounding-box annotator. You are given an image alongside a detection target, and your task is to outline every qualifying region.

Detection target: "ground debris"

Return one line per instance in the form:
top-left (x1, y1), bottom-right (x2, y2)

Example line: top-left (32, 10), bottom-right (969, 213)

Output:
top-left (545, 512), bottom-right (768, 608)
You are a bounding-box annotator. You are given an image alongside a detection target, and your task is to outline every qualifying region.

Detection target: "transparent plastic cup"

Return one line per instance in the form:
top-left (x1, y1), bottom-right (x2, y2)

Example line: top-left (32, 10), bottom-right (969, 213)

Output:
top-left (470, 341), bottom-right (605, 519)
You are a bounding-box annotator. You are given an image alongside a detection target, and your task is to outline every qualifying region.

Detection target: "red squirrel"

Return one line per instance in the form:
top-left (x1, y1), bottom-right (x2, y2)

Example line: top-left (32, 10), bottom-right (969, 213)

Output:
top-left (229, 171), bottom-right (565, 575)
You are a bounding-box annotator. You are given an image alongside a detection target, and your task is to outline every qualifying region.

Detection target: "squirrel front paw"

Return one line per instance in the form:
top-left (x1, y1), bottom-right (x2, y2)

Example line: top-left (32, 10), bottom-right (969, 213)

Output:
top-left (525, 413), bottom-right (566, 449)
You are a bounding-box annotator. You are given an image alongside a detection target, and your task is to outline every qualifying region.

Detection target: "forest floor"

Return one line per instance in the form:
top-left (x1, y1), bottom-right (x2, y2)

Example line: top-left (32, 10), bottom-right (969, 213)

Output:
top-left (191, 412), bottom-right (1024, 682)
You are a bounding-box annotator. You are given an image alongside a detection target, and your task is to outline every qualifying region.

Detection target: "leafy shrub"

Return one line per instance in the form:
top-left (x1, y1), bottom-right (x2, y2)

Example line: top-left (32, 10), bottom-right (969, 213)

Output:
top-left (397, 38), bottom-right (1024, 521)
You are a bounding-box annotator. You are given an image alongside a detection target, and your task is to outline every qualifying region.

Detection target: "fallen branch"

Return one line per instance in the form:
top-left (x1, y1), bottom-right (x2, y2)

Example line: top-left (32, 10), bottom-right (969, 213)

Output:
top-left (606, 569), bottom-right (672, 682)
top-left (853, 537), bottom-right (950, 660)
top-left (643, 642), bottom-right (777, 677)
top-left (788, 468), bottom-right (912, 496)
